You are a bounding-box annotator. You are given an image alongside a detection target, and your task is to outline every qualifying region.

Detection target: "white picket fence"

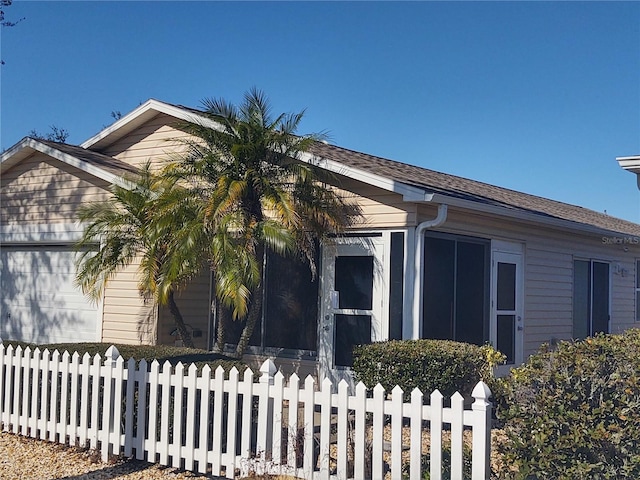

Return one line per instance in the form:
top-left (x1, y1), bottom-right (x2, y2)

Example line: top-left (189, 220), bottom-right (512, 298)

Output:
top-left (0, 343), bottom-right (492, 480)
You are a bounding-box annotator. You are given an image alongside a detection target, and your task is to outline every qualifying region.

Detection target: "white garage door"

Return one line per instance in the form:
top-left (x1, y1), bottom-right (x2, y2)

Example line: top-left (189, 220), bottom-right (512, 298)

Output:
top-left (0, 245), bottom-right (99, 344)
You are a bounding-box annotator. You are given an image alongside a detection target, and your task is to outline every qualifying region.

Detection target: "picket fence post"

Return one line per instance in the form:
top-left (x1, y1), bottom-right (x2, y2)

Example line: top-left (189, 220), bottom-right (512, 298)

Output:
top-left (471, 381), bottom-right (492, 480)
top-left (257, 359), bottom-right (276, 467)
top-left (0, 344), bottom-right (496, 480)
top-left (101, 345), bottom-right (120, 461)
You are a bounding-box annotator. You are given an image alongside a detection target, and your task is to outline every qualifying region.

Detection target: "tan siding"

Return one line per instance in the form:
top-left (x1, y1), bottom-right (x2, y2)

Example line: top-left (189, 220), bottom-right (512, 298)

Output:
top-left (611, 257), bottom-right (636, 334)
top-left (102, 116), bottom-right (416, 229)
top-left (157, 267), bottom-right (211, 350)
top-left (0, 153), bottom-right (111, 225)
top-left (333, 181), bottom-right (416, 228)
top-left (419, 205), bottom-right (639, 360)
top-left (102, 262), bottom-right (157, 345)
top-left (101, 114), bottom-right (191, 168)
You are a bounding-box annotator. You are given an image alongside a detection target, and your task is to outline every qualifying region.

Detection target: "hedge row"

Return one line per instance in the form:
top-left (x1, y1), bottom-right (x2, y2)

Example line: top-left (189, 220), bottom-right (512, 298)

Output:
top-left (352, 339), bottom-right (503, 398)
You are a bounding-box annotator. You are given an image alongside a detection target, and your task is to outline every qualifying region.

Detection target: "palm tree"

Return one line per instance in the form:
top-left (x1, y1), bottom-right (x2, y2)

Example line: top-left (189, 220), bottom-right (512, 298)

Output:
top-left (166, 88), bottom-right (360, 358)
top-left (75, 163), bottom-right (203, 348)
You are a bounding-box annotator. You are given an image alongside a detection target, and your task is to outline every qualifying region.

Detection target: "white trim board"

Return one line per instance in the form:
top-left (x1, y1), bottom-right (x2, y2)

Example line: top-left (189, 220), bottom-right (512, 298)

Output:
top-left (0, 138), bottom-right (128, 187)
top-left (0, 223), bottom-right (87, 244)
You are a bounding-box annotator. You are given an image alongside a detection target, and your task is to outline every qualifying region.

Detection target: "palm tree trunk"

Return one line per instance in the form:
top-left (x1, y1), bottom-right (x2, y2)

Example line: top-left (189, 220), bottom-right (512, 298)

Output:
top-left (212, 301), bottom-right (227, 354)
top-left (234, 242), bottom-right (265, 358)
top-left (167, 290), bottom-right (195, 348)
top-left (233, 280), bottom-right (263, 358)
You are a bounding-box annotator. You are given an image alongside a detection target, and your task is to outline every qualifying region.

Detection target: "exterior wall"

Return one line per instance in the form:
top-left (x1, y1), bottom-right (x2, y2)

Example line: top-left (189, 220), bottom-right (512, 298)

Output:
top-left (333, 178), bottom-right (417, 228)
top-left (157, 267), bottom-right (212, 350)
top-left (422, 205), bottom-right (638, 360)
top-left (0, 152), bottom-right (157, 346)
top-left (96, 114), bottom-right (208, 345)
top-left (101, 262), bottom-right (157, 345)
top-left (100, 113), bottom-right (191, 167)
top-left (0, 153), bottom-right (111, 226)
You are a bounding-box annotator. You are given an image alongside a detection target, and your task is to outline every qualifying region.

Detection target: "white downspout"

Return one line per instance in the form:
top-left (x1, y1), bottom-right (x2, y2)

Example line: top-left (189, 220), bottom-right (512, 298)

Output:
top-left (412, 204), bottom-right (448, 339)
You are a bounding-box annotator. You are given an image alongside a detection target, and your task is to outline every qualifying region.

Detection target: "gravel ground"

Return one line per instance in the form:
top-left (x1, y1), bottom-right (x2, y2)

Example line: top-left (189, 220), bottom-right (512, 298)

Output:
top-left (0, 432), bottom-right (223, 480)
top-left (1, 429), bottom-right (506, 479)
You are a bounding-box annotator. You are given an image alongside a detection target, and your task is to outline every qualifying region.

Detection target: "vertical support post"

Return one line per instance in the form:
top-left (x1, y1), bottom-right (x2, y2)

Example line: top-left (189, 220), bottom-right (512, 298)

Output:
top-left (372, 384), bottom-right (385, 480)
top-left (429, 389), bottom-right (443, 480)
top-left (471, 381), bottom-right (492, 480)
top-left (450, 392), bottom-right (465, 480)
top-left (101, 345), bottom-right (120, 461)
top-left (257, 359), bottom-right (276, 464)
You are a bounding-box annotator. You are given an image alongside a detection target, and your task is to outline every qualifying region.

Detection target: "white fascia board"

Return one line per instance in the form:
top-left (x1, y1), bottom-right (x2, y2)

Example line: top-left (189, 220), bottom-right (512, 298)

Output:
top-left (428, 193), bottom-right (633, 237)
top-left (1, 137), bottom-right (36, 171)
top-left (81, 99), bottom-right (223, 149)
top-left (617, 155), bottom-right (640, 174)
top-left (298, 151), bottom-right (429, 202)
top-left (80, 99), bottom-right (430, 201)
top-left (1, 138), bottom-right (124, 188)
top-left (36, 138), bottom-right (120, 183)
top-left (1, 138), bottom-right (28, 162)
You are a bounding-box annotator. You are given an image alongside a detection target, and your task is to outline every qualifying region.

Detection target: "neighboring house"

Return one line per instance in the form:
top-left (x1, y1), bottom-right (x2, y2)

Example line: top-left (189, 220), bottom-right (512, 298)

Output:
top-left (2, 99), bottom-right (640, 382)
top-left (618, 155), bottom-right (640, 189)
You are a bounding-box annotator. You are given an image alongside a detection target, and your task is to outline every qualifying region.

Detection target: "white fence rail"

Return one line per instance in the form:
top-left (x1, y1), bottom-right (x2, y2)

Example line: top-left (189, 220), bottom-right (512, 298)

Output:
top-left (0, 343), bottom-right (492, 479)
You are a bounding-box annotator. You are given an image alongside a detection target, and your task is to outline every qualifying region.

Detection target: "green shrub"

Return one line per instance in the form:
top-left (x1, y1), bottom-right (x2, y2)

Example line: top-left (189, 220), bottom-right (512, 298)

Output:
top-left (352, 339), bottom-right (504, 398)
top-left (496, 330), bottom-right (640, 479)
top-left (2, 341), bottom-right (249, 375)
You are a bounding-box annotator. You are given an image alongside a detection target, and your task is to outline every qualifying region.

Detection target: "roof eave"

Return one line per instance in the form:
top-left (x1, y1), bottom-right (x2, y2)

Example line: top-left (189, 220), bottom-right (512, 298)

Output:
top-left (81, 99), bottom-right (223, 150)
top-left (428, 193), bottom-right (633, 237)
top-left (617, 155), bottom-right (640, 175)
top-left (298, 151), bottom-right (429, 202)
top-left (1, 137), bottom-right (126, 187)
top-left (74, 101), bottom-right (638, 237)
top-left (299, 149), bottom-right (633, 236)
top-left (617, 155), bottom-right (640, 190)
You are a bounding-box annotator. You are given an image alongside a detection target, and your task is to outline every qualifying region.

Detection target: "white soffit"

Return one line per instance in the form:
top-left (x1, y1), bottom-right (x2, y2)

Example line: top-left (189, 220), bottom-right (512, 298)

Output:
top-left (617, 155), bottom-right (640, 174)
top-left (298, 151), bottom-right (430, 202)
top-left (80, 99), bottom-right (223, 150)
top-left (80, 99), bottom-right (428, 201)
top-left (0, 138), bottom-right (123, 186)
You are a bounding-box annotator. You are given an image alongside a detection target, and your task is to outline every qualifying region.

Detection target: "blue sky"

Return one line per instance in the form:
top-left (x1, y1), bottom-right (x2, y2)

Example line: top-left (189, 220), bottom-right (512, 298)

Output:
top-left (2, 1), bottom-right (639, 221)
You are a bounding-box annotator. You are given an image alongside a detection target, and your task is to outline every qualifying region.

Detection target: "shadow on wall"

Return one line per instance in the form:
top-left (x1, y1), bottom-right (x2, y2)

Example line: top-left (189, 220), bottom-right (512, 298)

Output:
top-left (0, 155), bottom-right (112, 227)
top-left (0, 157), bottom-right (113, 343)
top-left (136, 302), bottom-right (158, 345)
top-left (0, 245), bottom-right (89, 343)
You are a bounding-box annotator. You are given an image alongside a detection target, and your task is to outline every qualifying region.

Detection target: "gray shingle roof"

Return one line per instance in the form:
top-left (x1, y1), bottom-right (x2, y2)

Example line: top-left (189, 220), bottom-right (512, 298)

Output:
top-left (64, 97), bottom-right (640, 237)
top-left (309, 142), bottom-right (640, 237)
top-left (38, 139), bottom-right (139, 177)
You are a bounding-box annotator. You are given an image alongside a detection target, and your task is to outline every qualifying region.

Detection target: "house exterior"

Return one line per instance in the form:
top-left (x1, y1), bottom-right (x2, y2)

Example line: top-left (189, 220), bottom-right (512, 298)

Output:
top-left (2, 99), bottom-right (640, 381)
top-left (618, 155), bottom-right (640, 189)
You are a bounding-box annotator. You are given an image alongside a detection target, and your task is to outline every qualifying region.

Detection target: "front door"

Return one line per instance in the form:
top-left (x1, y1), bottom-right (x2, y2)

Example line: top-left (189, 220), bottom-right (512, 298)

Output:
top-left (491, 249), bottom-right (524, 373)
top-left (319, 237), bottom-right (385, 385)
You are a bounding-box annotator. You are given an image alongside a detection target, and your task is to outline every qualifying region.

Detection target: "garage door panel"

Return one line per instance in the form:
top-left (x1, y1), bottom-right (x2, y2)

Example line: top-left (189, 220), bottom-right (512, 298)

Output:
top-left (9, 292), bottom-right (97, 307)
top-left (1, 245), bottom-right (99, 344)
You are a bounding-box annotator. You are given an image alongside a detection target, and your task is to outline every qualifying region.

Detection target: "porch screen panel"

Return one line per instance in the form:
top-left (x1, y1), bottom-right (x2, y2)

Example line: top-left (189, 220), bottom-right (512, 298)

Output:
top-left (496, 262), bottom-right (516, 311)
top-left (388, 232), bottom-right (405, 340)
top-left (636, 259), bottom-right (640, 322)
top-left (335, 256), bottom-right (374, 310)
top-left (334, 314), bottom-right (372, 367)
top-left (218, 249), bottom-right (319, 351)
top-left (423, 237), bottom-right (455, 340)
top-left (263, 250), bottom-right (319, 350)
top-left (592, 262), bottom-right (609, 335)
top-left (497, 314), bottom-right (515, 363)
top-left (573, 259), bottom-right (609, 339)
top-left (423, 235), bottom-right (488, 345)
top-left (455, 241), bottom-right (486, 345)
top-left (573, 260), bottom-right (591, 340)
